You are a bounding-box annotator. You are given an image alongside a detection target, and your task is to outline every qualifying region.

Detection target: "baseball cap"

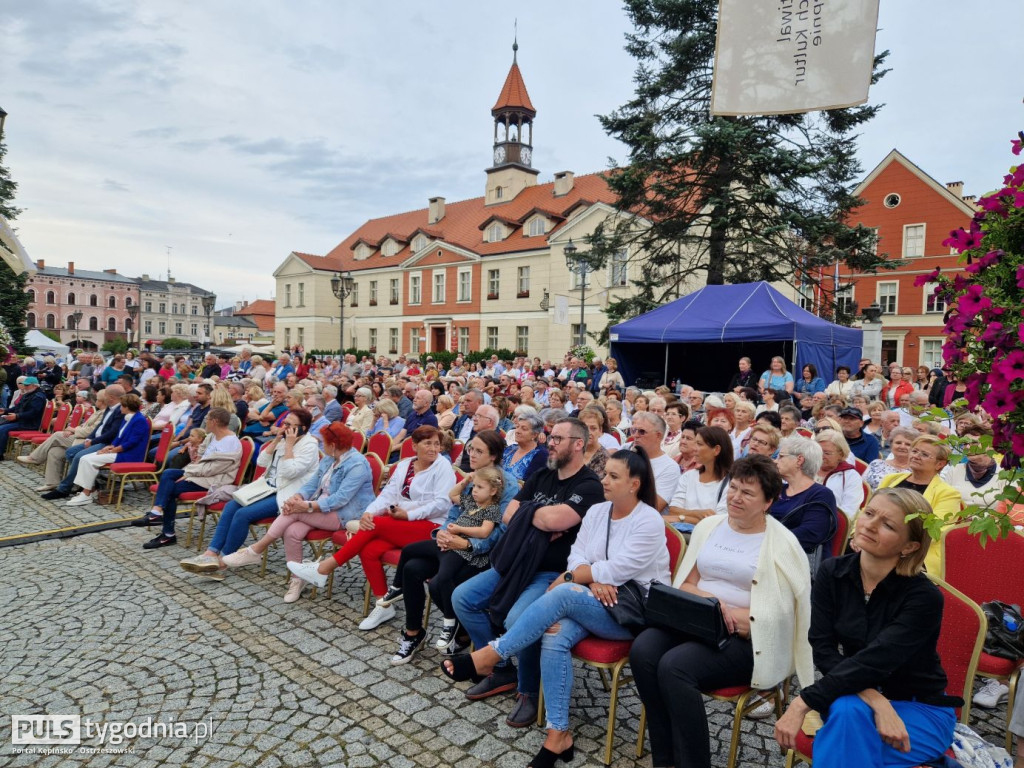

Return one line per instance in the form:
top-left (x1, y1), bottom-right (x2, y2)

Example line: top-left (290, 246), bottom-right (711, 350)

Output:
top-left (838, 406), bottom-right (862, 419)
top-left (23, 376), bottom-right (40, 386)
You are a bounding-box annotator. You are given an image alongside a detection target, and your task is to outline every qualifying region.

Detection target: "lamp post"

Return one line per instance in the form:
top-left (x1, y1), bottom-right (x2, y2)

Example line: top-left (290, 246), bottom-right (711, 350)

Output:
top-left (127, 303), bottom-right (140, 349)
top-left (330, 271), bottom-right (355, 355)
top-left (564, 239), bottom-right (590, 347)
top-left (201, 294), bottom-right (216, 350)
top-left (70, 310), bottom-right (83, 348)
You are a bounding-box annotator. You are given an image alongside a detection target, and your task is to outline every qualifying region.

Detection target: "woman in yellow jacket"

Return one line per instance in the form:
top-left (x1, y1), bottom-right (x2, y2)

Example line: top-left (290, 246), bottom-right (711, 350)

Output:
top-left (877, 434), bottom-right (961, 574)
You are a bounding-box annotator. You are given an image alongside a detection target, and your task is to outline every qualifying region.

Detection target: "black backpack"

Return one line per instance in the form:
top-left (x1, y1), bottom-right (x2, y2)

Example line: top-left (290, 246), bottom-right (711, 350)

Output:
top-left (981, 601), bottom-right (1024, 660)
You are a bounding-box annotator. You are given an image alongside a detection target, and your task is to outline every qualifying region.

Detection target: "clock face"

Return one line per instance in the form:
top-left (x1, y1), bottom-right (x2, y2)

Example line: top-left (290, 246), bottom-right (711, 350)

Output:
top-left (493, 146), bottom-right (506, 165)
top-left (521, 147), bottom-right (532, 166)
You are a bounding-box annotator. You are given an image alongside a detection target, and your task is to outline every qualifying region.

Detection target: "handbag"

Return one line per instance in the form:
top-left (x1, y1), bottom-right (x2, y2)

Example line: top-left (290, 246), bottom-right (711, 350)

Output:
top-left (981, 601), bottom-right (1024, 660)
top-left (230, 477), bottom-right (276, 506)
top-left (601, 511), bottom-right (648, 635)
top-left (644, 581), bottom-right (730, 648)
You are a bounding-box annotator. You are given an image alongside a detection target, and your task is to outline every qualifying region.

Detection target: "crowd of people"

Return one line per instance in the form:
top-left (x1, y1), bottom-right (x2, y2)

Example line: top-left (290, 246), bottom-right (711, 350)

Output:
top-left (0, 343), bottom-right (1012, 768)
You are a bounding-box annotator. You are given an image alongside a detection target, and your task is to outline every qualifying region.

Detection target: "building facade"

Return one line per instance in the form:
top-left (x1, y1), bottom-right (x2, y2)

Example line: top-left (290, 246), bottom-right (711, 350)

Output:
top-left (839, 150), bottom-right (975, 369)
top-left (25, 260), bottom-right (139, 350)
top-left (137, 275), bottom-right (216, 348)
top-left (274, 50), bottom-right (646, 361)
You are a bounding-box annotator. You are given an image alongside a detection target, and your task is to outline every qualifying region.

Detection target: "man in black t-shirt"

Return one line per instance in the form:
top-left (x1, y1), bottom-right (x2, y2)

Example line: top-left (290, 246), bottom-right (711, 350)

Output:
top-left (450, 417), bottom-right (604, 727)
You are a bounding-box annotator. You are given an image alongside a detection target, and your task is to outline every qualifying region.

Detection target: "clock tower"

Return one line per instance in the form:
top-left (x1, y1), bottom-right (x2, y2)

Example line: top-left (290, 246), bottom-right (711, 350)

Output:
top-left (485, 40), bottom-right (539, 205)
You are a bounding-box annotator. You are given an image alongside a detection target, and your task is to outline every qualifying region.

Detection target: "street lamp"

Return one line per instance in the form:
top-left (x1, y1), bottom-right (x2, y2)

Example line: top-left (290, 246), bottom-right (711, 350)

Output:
top-left (201, 294), bottom-right (216, 349)
top-left (564, 239), bottom-right (590, 347)
top-left (70, 310), bottom-right (83, 347)
top-left (127, 303), bottom-right (140, 349)
top-left (330, 271), bottom-right (355, 355)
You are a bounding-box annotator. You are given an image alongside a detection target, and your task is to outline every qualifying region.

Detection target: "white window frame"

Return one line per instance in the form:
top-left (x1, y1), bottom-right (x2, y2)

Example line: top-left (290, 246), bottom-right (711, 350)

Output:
top-left (457, 269), bottom-right (472, 303)
top-left (458, 327), bottom-right (470, 355)
top-left (297, 282), bottom-right (305, 307)
top-left (381, 239), bottom-right (399, 257)
top-left (877, 281), bottom-right (898, 315)
top-left (409, 328), bottom-right (420, 354)
top-left (517, 266), bottom-right (530, 296)
top-left (486, 326), bottom-right (499, 349)
top-left (527, 217), bottom-right (546, 237)
top-left (515, 326), bottom-right (529, 353)
top-left (368, 328), bottom-right (377, 350)
top-left (923, 282), bottom-right (947, 314)
top-left (412, 234), bottom-right (427, 252)
top-left (144, 320), bottom-right (152, 334)
top-left (158, 321), bottom-right (166, 335)
top-left (389, 278), bottom-right (399, 305)
top-left (298, 327), bottom-right (304, 346)
top-left (350, 282), bottom-right (359, 307)
top-left (903, 223), bottom-right (925, 259)
top-left (284, 284), bottom-right (291, 307)
top-left (190, 323), bottom-right (198, 336)
top-left (487, 269), bottom-right (500, 298)
top-left (865, 227), bottom-right (879, 256)
top-left (433, 271), bottom-right (446, 304)
top-left (369, 280), bottom-right (378, 306)
top-left (487, 222), bottom-right (504, 242)
top-left (175, 322), bottom-right (183, 335)
top-left (920, 338), bottom-right (944, 370)
top-left (409, 274), bottom-right (421, 305)
top-left (144, 301), bottom-right (152, 313)
top-left (610, 249), bottom-right (628, 287)
top-left (835, 285), bottom-right (854, 315)
top-left (570, 265), bottom-right (591, 290)
top-left (389, 328), bottom-right (399, 354)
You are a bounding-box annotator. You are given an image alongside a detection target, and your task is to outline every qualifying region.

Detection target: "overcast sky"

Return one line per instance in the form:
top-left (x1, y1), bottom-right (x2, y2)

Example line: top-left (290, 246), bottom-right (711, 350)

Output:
top-left (4, 1), bottom-right (1021, 308)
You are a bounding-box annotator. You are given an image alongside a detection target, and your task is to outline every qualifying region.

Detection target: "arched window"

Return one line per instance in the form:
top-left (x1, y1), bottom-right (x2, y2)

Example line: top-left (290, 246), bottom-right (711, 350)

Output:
top-left (90, 294), bottom-right (98, 306)
top-left (108, 296), bottom-right (117, 309)
top-left (67, 292), bottom-right (76, 305)
top-left (125, 297), bottom-right (133, 308)
top-left (108, 317), bottom-right (117, 332)
top-left (89, 317), bottom-right (98, 331)
top-left (46, 291), bottom-right (55, 304)
top-left (26, 313), bottom-right (35, 328)
top-left (27, 289), bottom-right (35, 303)
top-left (66, 316), bottom-right (76, 329)
top-left (125, 318), bottom-right (133, 333)
top-left (45, 314), bottom-right (55, 329)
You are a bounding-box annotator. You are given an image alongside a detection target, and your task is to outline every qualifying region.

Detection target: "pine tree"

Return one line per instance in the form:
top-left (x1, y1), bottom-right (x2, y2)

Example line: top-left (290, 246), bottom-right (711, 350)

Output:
top-left (0, 127), bottom-right (30, 355)
top-left (588, 0), bottom-right (894, 338)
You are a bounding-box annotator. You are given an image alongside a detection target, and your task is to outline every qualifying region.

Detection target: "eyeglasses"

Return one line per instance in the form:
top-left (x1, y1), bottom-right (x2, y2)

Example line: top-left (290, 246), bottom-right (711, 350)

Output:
top-left (547, 434), bottom-right (581, 445)
top-left (466, 447), bottom-right (485, 456)
top-left (776, 453), bottom-right (794, 459)
top-left (632, 428), bottom-right (650, 437)
top-left (910, 449), bottom-right (938, 459)
top-left (748, 437), bottom-right (771, 448)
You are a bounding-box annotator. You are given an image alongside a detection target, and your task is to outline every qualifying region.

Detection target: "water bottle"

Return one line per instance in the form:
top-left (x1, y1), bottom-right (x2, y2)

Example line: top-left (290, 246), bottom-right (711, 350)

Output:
top-left (1005, 613), bottom-right (1020, 633)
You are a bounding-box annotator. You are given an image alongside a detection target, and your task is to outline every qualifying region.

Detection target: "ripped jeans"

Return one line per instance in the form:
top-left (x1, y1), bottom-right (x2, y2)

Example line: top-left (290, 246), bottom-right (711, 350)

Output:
top-left (491, 582), bottom-right (633, 731)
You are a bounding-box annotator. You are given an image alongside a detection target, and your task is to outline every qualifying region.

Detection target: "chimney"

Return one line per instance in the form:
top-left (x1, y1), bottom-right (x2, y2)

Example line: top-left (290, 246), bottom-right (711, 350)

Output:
top-left (168, 276), bottom-right (176, 284)
top-left (945, 181), bottom-right (964, 199)
top-left (141, 273), bottom-right (149, 280)
top-left (428, 196), bottom-right (446, 224)
top-left (553, 171), bottom-right (575, 197)
top-left (68, 261), bottom-right (75, 275)
top-left (37, 259), bottom-right (44, 269)
top-left (104, 268), bottom-right (117, 274)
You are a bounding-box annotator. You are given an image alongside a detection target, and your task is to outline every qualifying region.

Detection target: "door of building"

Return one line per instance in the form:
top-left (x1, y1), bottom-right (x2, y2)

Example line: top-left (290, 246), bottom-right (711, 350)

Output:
top-left (432, 327), bottom-right (446, 352)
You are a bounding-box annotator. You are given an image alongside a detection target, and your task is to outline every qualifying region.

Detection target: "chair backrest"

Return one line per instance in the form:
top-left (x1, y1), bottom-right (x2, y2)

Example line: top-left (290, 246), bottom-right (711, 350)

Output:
top-left (68, 403), bottom-right (87, 428)
top-left (926, 573), bottom-right (986, 723)
top-left (795, 427), bottom-right (813, 438)
top-left (450, 441), bottom-right (465, 464)
top-left (252, 463), bottom-right (267, 480)
top-left (37, 400), bottom-right (56, 432)
top-left (399, 436), bottom-right (415, 460)
top-left (49, 403), bottom-right (72, 432)
top-left (366, 432), bottom-right (392, 464)
top-left (941, 524), bottom-right (1024, 604)
top-left (853, 458), bottom-right (869, 476)
top-left (365, 452), bottom-right (386, 493)
top-left (152, 424), bottom-right (175, 466)
top-left (350, 431), bottom-right (365, 454)
top-left (342, 402), bottom-right (355, 418)
top-left (859, 480), bottom-right (870, 512)
top-left (664, 522), bottom-right (687, 580)
top-left (233, 437), bottom-right (255, 485)
top-left (453, 467), bottom-right (467, 484)
top-left (830, 508), bottom-right (850, 557)
top-left (610, 430), bottom-right (622, 444)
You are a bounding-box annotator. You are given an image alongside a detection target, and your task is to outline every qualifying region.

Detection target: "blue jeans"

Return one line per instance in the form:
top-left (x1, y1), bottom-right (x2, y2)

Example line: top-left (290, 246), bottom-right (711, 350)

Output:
top-left (814, 695), bottom-right (955, 768)
top-left (208, 496), bottom-right (279, 555)
top-left (153, 469), bottom-right (205, 537)
top-left (491, 582), bottom-right (633, 731)
top-left (57, 442), bottom-right (104, 491)
top-left (0, 422), bottom-right (21, 455)
top-left (452, 567), bottom-right (560, 698)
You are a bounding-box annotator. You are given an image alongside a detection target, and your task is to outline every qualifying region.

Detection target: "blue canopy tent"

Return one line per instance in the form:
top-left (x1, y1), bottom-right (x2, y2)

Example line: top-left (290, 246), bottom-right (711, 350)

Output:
top-left (608, 282), bottom-right (863, 393)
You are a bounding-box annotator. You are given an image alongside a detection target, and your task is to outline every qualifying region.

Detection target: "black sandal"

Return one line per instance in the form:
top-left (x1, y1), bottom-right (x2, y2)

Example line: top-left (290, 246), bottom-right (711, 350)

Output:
top-left (440, 653), bottom-right (484, 683)
top-left (526, 744), bottom-right (575, 768)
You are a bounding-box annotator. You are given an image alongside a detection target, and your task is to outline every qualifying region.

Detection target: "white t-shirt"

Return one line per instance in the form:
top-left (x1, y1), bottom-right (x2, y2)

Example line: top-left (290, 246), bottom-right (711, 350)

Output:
top-left (203, 433), bottom-right (242, 457)
top-left (669, 469), bottom-right (729, 515)
top-left (695, 522), bottom-right (765, 609)
top-left (597, 433), bottom-right (620, 451)
top-left (649, 452), bottom-right (682, 509)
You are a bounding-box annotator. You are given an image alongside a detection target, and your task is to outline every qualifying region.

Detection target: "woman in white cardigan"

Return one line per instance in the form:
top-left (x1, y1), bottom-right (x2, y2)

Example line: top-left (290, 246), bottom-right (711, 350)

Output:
top-left (630, 454), bottom-right (814, 768)
top-left (288, 425), bottom-right (456, 626)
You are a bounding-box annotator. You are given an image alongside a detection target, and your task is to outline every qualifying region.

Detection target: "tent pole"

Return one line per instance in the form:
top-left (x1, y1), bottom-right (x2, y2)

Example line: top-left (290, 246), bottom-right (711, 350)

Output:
top-left (791, 341), bottom-right (798, 377)
top-left (664, 346), bottom-right (669, 387)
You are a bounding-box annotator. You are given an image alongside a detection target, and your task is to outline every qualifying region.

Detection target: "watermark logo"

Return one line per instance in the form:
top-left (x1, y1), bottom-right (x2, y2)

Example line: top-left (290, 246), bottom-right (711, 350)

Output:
top-left (11, 715), bottom-right (81, 745)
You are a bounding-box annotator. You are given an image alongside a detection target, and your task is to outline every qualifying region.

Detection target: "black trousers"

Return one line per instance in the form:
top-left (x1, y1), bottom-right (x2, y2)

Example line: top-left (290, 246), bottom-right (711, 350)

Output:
top-left (630, 628), bottom-right (754, 768)
top-left (394, 539), bottom-right (483, 630)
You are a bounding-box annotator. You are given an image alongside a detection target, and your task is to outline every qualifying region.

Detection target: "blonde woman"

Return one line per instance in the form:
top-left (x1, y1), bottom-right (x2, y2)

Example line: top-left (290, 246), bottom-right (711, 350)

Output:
top-left (598, 357), bottom-right (625, 395)
top-left (436, 395), bottom-right (456, 430)
top-left (249, 355), bottom-right (267, 383)
top-left (346, 387), bottom-right (375, 435)
top-left (759, 356), bottom-right (795, 395)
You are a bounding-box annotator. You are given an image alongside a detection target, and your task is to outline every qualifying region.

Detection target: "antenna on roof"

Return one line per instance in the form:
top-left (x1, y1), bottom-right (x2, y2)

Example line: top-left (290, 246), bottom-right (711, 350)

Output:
top-left (513, 20), bottom-right (518, 62)
top-left (165, 246), bottom-right (173, 280)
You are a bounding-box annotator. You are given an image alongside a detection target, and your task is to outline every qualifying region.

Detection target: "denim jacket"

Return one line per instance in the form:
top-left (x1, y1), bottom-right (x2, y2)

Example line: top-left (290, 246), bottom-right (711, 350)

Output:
top-left (298, 451), bottom-right (375, 523)
top-left (443, 468), bottom-right (518, 556)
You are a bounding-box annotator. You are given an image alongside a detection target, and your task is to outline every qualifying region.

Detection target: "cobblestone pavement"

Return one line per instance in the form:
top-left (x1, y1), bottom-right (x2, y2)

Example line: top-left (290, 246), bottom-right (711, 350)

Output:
top-left (0, 458), bottom-right (1014, 767)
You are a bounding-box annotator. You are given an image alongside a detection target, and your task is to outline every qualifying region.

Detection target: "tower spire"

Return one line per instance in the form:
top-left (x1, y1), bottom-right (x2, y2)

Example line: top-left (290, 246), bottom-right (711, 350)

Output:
top-left (513, 20), bottom-right (518, 63)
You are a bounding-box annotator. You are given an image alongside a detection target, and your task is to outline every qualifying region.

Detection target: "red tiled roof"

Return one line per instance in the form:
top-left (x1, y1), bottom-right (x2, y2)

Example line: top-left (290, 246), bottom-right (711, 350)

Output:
top-left (492, 61), bottom-right (535, 115)
top-left (321, 172), bottom-right (619, 272)
top-left (236, 299), bottom-right (275, 316)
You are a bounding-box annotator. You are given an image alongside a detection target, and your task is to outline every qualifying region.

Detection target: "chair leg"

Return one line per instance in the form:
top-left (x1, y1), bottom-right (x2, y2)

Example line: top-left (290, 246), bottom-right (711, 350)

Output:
top-left (602, 659), bottom-right (628, 765)
top-left (726, 690), bottom-right (754, 768)
top-left (424, 590), bottom-right (432, 628)
top-left (363, 581), bottom-right (372, 617)
top-left (1007, 670), bottom-right (1021, 754)
top-left (636, 705), bottom-right (646, 758)
top-left (597, 667), bottom-right (611, 692)
top-left (784, 748), bottom-right (797, 768)
top-left (536, 684), bottom-right (545, 726)
top-left (184, 506), bottom-right (196, 548)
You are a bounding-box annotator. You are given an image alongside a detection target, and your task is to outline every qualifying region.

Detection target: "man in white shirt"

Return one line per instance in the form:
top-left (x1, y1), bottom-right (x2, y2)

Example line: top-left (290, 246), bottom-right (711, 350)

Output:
top-left (630, 411), bottom-right (681, 511)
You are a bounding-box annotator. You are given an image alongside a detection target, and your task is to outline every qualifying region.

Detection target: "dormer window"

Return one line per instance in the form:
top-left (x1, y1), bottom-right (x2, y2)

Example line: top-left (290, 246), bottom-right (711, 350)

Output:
top-left (381, 239), bottom-right (399, 257)
top-left (527, 217), bottom-right (546, 237)
top-left (412, 234), bottom-right (428, 252)
top-left (354, 243), bottom-right (371, 260)
top-left (487, 223), bottom-right (505, 243)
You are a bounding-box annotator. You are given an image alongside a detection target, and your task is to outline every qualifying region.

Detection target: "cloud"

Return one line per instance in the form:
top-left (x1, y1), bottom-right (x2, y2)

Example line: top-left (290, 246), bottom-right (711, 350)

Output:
top-left (103, 179), bottom-right (130, 193)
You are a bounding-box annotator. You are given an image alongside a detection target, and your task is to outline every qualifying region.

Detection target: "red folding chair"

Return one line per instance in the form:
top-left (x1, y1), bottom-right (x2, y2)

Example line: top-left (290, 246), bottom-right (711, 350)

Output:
top-left (107, 422), bottom-right (170, 510)
top-left (365, 432), bottom-right (392, 465)
top-left (7, 400), bottom-right (59, 456)
top-left (399, 437), bottom-right (415, 461)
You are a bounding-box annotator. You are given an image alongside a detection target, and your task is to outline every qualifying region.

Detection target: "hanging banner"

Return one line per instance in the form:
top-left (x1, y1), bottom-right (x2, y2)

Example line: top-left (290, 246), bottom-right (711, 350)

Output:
top-left (710, 0), bottom-right (880, 116)
top-left (553, 295), bottom-right (570, 326)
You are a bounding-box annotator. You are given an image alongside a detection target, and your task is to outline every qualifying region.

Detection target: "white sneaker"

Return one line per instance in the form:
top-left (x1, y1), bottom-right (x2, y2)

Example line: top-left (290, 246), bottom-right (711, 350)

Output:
top-left (16, 456), bottom-right (39, 466)
top-left (747, 698), bottom-right (776, 719)
top-left (358, 604), bottom-right (396, 631)
top-left (287, 559), bottom-right (328, 589)
top-left (973, 679), bottom-right (1009, 708)
top-left (180, 554), bottom-right (222, 574)
top-left (66, 493), bottom-right (95, 506)
top-left (221, 546), bottom-right (263, 568)
top-left (283, 577), bottom-right (305, 603)
top-left (33, 484), bottom-right (56, 492)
